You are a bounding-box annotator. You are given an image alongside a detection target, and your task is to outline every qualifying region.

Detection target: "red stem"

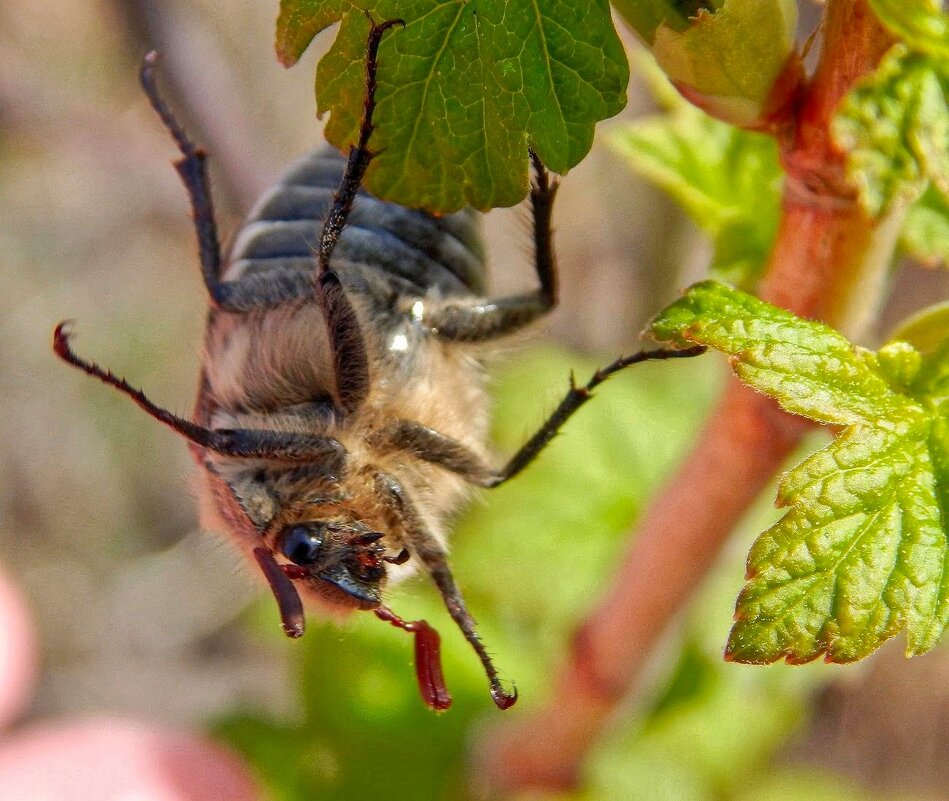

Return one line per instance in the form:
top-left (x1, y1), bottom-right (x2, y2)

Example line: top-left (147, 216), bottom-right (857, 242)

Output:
top-left (476, 0), bottom-right (896, 791)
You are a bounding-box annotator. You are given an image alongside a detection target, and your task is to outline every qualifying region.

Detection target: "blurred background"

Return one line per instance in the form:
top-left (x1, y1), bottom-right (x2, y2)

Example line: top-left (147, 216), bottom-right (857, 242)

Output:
top-left (1, 0), bottom-right (948, 799)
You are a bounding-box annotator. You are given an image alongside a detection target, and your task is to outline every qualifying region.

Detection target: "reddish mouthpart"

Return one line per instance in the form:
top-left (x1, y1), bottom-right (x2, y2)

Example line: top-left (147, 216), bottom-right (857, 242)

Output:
top-left (374, 606), bottom-right (452, 711)
top-left (279, 564), bottom-right (308, 580)
top-left (253, 548), bottom-right (305, 638)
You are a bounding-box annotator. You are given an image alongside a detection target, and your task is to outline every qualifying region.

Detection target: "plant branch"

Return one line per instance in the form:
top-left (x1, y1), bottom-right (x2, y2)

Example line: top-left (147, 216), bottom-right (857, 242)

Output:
top-left (475, 0), bottom-right (898, 792)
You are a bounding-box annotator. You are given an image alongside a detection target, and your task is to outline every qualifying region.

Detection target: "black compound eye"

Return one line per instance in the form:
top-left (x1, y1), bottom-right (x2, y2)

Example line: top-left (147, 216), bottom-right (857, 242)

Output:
top-left (281, 525), bottom-right (324, 565)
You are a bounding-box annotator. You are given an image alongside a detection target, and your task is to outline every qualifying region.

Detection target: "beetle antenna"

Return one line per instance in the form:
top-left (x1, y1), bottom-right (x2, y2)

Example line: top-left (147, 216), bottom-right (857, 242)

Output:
top-left (375, 606), bottom-right (452, 711)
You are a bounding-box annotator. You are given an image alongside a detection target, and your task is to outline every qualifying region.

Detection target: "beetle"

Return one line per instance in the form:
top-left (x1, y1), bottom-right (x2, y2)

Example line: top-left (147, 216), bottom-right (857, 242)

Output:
top-left (54, 18), bottom-right (703, 710)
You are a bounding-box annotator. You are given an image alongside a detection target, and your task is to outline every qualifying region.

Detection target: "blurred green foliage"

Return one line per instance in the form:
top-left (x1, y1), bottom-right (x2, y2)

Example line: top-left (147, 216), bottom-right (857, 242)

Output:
top-left (832, 43), bottom-right (949, 218)
top-left (868, 0), bottom-right (949, 59)
top-left (215, 347), bottom-right (906, 800)
top-left (900, 186), bottom-right (949, 267)
top-left (609, 53), bottom-right (783, 291)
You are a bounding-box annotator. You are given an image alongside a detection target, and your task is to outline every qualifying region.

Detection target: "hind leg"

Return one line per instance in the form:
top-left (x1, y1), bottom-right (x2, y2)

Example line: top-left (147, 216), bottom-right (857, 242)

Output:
top-left (424, 151), bottom-right (559, 342)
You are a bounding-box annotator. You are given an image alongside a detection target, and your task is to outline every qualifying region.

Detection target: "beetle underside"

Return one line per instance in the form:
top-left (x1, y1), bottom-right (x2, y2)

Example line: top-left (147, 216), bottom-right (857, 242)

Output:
top-left (53, 17), bottom-right (703, 711)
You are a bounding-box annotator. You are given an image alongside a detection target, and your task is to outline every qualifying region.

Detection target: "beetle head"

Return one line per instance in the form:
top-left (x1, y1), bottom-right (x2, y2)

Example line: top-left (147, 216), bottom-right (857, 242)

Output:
top-left (275, 516), bottom-right (388, 609)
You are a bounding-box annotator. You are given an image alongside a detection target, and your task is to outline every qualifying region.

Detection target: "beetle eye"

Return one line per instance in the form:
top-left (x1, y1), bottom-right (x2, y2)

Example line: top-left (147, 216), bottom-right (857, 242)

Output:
top-left (281, 525), bottom-right (324, 565)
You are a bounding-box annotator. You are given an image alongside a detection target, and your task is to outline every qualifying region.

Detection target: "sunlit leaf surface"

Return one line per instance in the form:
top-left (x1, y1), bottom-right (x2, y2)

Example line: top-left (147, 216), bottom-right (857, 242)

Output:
top-left (651, 281), bottom-right (949, 663)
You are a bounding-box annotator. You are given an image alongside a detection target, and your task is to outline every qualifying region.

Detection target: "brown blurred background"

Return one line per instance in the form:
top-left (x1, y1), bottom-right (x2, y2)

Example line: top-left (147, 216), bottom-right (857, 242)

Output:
top-left (1, 0), bottom-right (947, 798)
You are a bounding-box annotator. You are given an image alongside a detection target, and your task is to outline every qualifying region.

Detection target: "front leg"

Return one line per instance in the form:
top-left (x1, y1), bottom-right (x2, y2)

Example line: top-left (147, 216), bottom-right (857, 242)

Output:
top-left (372, 471), bottom-right (516, 709)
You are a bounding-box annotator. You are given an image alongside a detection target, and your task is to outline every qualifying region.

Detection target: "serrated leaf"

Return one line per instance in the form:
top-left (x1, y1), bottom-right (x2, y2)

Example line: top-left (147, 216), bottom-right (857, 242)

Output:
top-left (832, 44), bottom-right (949, 217)
top-left (609, 58), bottom-right (781, 290)
top-left (614, 0), bottom-right (799, 127)
top-left (277, 0), bottom-right (628, 211)
top-left (650, 281), bottom-right (949, 663)
top-left (868, 0), bottom-right (949, 59)
top-left (900, 184), bottom-right (949, 267)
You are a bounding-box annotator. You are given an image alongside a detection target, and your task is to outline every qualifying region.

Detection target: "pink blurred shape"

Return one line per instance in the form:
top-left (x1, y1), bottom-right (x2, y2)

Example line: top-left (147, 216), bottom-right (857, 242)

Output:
top-left (0, 717), bottom-right (262, 800)
top-left (0, 566), bottom-right (38, 729)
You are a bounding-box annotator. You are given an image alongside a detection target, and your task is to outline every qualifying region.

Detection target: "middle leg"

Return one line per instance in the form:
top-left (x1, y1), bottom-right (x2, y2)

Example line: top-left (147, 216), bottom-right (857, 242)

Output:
top-left (374, 346), bottom-right (707, 487)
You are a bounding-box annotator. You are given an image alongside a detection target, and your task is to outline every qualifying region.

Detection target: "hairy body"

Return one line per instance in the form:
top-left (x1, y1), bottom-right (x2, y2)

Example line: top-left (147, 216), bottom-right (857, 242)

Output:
top-left (195, 148), bottom-right (491, 610)
top-left (54, 20), bottom-right (700, 708)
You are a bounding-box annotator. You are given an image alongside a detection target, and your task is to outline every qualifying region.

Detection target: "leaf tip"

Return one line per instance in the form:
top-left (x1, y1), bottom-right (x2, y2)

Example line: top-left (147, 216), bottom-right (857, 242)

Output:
top-left (275, 47), bottom-right (299, 69)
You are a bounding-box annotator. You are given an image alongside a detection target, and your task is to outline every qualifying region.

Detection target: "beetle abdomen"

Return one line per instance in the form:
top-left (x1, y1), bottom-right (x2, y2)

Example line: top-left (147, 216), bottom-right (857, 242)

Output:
top-left (223, 147), bottom-right (486, 300)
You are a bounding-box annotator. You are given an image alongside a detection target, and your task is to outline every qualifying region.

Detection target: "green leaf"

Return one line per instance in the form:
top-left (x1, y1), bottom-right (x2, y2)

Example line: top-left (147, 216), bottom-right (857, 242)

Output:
top-left (606, 0), bottom-right (695, 45)
top-left (650, 280), bottom-right (949, 663)
top-left (276, 0), bottom-right (628, 211)
top-left (868, 0), bottom-right (949, 59)
top-left (832, 44), bottom-right (949, 217)
top-left (899, 184), bottom-right (949, 267)
top-left (888, 300), bottom-right (949, 354)
top-left (275, 0), bottom-right (334, 67)
top-left (613, 0), bottom-right (799, 127)
top-left (609, 59), bottom-right (782, 290)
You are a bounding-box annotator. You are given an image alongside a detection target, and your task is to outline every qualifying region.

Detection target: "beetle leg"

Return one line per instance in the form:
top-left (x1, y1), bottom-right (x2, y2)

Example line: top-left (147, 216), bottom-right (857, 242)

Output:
top-left (424, 151), bottom-right (559, 342)
top-left (139, 52), bottom-right (240, 310)
top-left (315, 17), bottom-right (404, 414)
top-left (53, 323), bottom-right (349, 464)
top-left (375, 344), bottom-right (708, 488)
top-left (371, 421), bottom-right (495, 486)
top-left (373, 471), bottom-right (517, 710)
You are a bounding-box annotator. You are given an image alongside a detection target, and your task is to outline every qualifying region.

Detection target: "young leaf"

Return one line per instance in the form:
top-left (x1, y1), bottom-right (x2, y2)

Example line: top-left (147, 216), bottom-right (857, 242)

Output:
top-left (609, 57), bottom-right (782, 290)
top-left (276, 0), bottom-right (628, 211)
top-left (611, 52), bottom-right (781, 288)
top-left (832, 44), bottom-right (949, 217)
top-left (900, 184), bottom-right (949, 267)
top-left (612, 0), bottom-right (799, 127)
top-left (888, 300), bottom-right (949, 354)
top-left (868, 0), bottom-right (949, 59)
top-left (650, 281), bottom-right (949, 663)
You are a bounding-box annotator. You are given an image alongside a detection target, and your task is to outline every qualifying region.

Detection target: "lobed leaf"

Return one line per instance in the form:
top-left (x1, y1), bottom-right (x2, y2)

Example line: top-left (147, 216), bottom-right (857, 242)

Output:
top-left (650, 281), bottom-right (949, 663)
top-left (277, 0), bottom-right (628, 211)
top-left (610, 54), bottom-right (782, 290)
top-left (888, 300), bottom-right (949, 355)
top-left (832, 44), bottom-right (949, 217)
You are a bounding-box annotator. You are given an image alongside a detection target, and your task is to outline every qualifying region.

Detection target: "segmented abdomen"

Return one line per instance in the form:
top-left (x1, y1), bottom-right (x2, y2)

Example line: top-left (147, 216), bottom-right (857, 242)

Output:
top-left (223, 147), bottom-right (486, 299)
